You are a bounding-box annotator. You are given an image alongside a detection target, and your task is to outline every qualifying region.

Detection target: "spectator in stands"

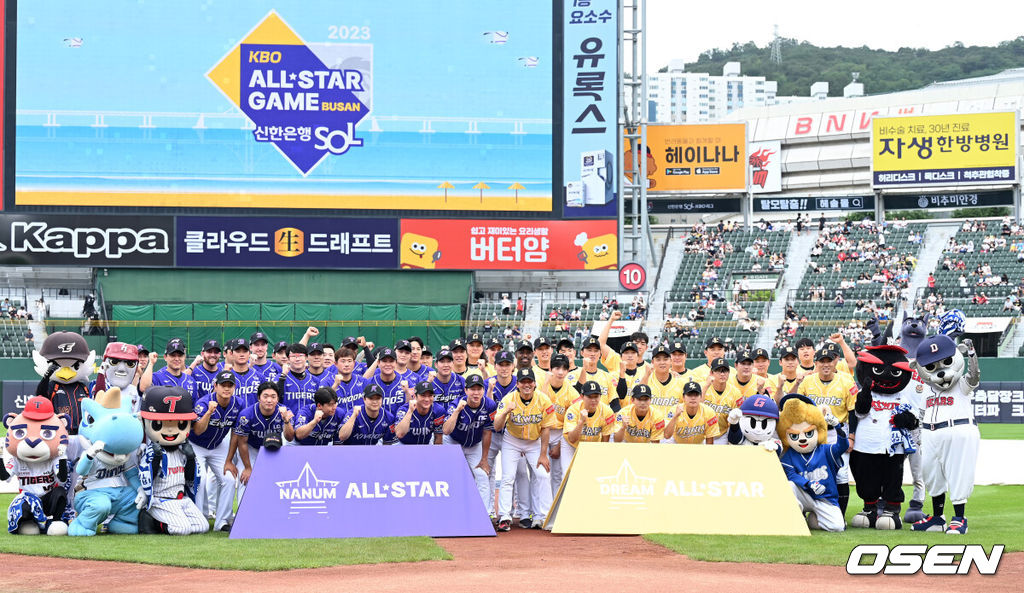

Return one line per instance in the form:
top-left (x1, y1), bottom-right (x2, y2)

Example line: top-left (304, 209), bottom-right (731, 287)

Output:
top-left (501, 295), bottom-right (511, 316)
top-left (834, 293), bottom-right (845, 308)
top-left (515, 297), bottom-right (524, 317)
top-left (973, 293), bottom-right (989, 305)
top-left (24, 329), bottom-right (34, 344)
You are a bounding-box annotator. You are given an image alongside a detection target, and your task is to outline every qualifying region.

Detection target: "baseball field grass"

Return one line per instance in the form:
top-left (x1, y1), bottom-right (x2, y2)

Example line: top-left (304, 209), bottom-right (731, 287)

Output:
top-left (979, 423), bottom-right (1024, 439)
top-left (646, 485), bottom-right (1023, 565)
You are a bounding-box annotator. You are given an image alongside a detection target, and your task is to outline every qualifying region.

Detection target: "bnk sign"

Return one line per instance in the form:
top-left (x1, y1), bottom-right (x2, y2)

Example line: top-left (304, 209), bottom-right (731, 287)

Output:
top-left (847, 544), bottom-right (1003, 575)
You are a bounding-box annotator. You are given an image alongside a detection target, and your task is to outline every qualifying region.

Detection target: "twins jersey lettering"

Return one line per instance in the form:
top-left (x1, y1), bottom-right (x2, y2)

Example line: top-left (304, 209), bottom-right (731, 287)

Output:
top-left (369, 373), bottom-right (409, 416)
top-left (445, 397), bottom-right (497, 447)
top-left (294, 403), bottom-right (346, 446)
top-left (280, 371), bottom-right (322, 417)
top-left (252, 360), bottom-right (282, 383)
top-left (151, 367), bottom-right (196, 395)
top-left (431, 374), bottom-right (466, 408)
top-left (234, 404), bottom-right (285, 449)
top-left (672, 404), bottom-right (721, 444)
top-left (497, 391), bottom-right (556, 441)
top-left (340, 408), bottom-right (396, 446)
top-left (798, 374), bottom-right (858, 424)
top-left (191, 364), bottom-right (223, 401)
top-left (563, 401), bottom-right (617, 442)
top-left (395, 403), bottom-right (446, 445)
top-left (189, 394), bottom-right (243, 450)
top-left (615, 405), bottom-right (666, 443)
top-left (231, 367), bottom-right (263, 409)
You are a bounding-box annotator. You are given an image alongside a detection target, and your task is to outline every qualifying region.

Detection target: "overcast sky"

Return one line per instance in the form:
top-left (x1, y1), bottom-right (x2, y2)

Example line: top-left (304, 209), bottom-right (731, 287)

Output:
top-left (646, 0), bottom-right (1022, 71)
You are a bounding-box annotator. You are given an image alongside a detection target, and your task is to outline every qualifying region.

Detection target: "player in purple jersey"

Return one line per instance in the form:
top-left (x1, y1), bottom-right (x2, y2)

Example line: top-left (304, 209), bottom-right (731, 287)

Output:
top-left (394, 340), bottom-right (417, 384)
top-left (272, 341), bottom-right (289, 368)
top-left (337, 384), bottom-right (397, 445)
top-left (190, 370), bottom-right (244, 532)
top-left (141, 338), bottom-right (196, 396)
top-left (443, 374), bottom-right (497, 512)
top-left (394, 382), bottom-right (446, 445)
top-left (276, 343), bottom-right (322, 417)
top-left (485, 350), bottom-right (520, 518)
top-left (319, 343), bottom-right (338, 379)
top-left (249, 331), bottom-right (282, 382)
top-left (368, 348), bottom-right (414, 416)
top-left (191, 340), bottom-right (224, 401)
top-left (227, 338), bottom-right (262, 408)
top-left (329, 348), bottom-right (368, 413)
top-left (305, 342), bottom-right (334, 387)
top-left (226, 382), bottom-right (290, 485)
top-left (288, 387), bottom-right (346, 446)
top-left (431, 349), bottom-right (466, 407)
top-left (406, 336), bottom-right (434, 383)
top-left (421, 346), bottom-right (434, 370)
top-left (340, 336), bottom-right (375, 375)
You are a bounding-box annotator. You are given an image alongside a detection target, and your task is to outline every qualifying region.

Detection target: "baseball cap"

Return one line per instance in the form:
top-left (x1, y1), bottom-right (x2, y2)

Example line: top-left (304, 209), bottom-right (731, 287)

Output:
top-left (21, 396), bottom-right (55, 421)
top-left (263, 432), bottom-right (283, 450)
top-left (274, 340), bottom-right (289, 353)
top-left (307, 342), bottom-right (325, 354)
top-left (814, 347), bottom-right (836, 361)
top-left (341, 336), bottom-right (359, 348)
top-left (202, 339), bottom-right (221, 353)
top-left (436, 349), bottom-right (454, 361)
top-left (139, 386), bottom-right (196, 421)
top-left (414, 381), bottom-right (435, 395)
top-left (516, 367), bottom-right (536, 382)
top-left (421, 346), bottom-right (432, 357)
top-left (534, 336), bottom-right (552, 349)
top-left (711, 357), bottom-right (730, 370)
top-left (449, 338), bottom-right (467, 351)
top-left (794, 338), bottom-right (815, 350)
top-left (556, 337), bottom-right (575, 350)
top-left (215, 370), bottom-right (236, 385)
top-left (916, 335), bottom-right (957, 366)
top-left (581, 336), bottom-right (601, 350)
top-left (165, 339), bottom-right (186, 355)
top-left (670, 341), bottom-right (687, 354)
top-left (377, 347), bottom-right (397, 361)
top-left (620, 341), bottom-right (638, 354)
top-left (250, 331), bottom-right (270, 345)
top-left (395, 340), bottom-right (412, 352)
top-left (631, 384), bottom-right (653, 399)
top-left (364, 384), bottom-right (385, 398)
top-left (231, 338), bottom-right (250, 351)
top-left (651, 344), bottom-right (671, 358)
top-left (516, 339), bottom-right (534, 352)
top-left (736, 351), bottom-right (754, 364)
top-left (683, 381), bottom-right (703, 395)
top-left (136, 344), bottom-right (150, 355)
top-left (466, 333), bottom-right (484, 345)
top-left (465, 375), bottom-right (486, 388)
top-left (780, 345), bottom-right (798, 359)
top-left (752, 348), bottom-right (771, 360)
top-left (739, 394), bottom-right (780, 420)
top-left (487, 337), bottom-right (504, 349)
top-left (103, 342), bottom-right (139, 361)
top-left (705, 337), bottom-right (725, 348)
top-left (550, 354), bottom-right (570, 369)
top-left (581, 380), bottom-right (602, 396)
top-left (495, 351), bottom-right (514, 364)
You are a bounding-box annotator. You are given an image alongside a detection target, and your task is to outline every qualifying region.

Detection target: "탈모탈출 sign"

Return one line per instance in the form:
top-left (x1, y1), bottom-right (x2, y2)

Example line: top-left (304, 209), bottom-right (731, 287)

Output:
top-left (230, 444), bottom-right (494, 539)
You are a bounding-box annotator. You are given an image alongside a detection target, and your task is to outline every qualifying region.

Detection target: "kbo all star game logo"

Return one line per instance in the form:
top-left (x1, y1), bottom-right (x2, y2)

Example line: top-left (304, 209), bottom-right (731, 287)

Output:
top-left (207, 11), bottom-right (370, 175)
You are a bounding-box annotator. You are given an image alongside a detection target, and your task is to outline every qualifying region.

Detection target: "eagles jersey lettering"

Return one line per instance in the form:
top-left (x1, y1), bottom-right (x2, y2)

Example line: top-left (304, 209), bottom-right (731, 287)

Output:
top-left (563, 401), bottom-right (616, 443)
top-left (497, 392), bottom-right (556, 441)
top-left (431, 374), bottom-right (466, 408)
top-left (672, 404), bottom-right (721, 444)
top-left (615, 405), bottom-right (666, 443)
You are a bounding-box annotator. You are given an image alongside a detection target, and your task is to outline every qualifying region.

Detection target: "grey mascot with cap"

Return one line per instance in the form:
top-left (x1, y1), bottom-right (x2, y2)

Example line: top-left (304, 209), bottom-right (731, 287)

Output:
top-left (136, 386), bottom-right (207, 534)
top-left (910, 335), bottom-right (979, 535)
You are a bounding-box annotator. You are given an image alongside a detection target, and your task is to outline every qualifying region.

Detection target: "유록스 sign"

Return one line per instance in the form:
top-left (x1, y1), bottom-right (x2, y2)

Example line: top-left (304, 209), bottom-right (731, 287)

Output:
top-left (636, 124), bottom-right (747, 193)
top-left (400, 219), bottom-right (617, 270)
top-left (176, 216), bottom-right (398, 269)
top-left (883, 189), bottom-right (1013, 211)
top-left (753, 196), bottom-right (875, 213)
top-left (972, 382), bottom-right (1024, 424)
top-left (872, 112), bottom-right (1019, 188)
top-left (0, 214), bottom-right (173, 266)
top-left (748, 141), bottom-right (781, 193)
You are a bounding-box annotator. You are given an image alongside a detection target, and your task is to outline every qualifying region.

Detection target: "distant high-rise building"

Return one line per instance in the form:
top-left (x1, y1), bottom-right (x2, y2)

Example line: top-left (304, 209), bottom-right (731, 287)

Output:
top-left (647, 61), bottom-right (778, 123)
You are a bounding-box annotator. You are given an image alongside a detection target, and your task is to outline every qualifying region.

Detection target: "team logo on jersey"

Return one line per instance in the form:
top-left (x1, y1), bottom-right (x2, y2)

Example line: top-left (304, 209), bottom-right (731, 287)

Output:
top-left (276, 462), bottom-right (339, 515)
top-left (596, 460), bottom-right (656, 510)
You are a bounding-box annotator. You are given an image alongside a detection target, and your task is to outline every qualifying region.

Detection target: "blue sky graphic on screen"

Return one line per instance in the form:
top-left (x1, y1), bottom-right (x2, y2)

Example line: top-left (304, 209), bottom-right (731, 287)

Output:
top-left (12, 0), bottom-right (616, 214)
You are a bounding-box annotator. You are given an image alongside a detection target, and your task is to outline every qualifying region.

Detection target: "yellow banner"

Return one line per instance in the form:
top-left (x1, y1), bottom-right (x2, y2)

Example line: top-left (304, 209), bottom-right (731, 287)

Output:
top-left (627, 124), bottom-right (747, 192)
top-left (546, 442), bottom-right (809, 536)
top-left (872, 112), bottom-right (1018, 187)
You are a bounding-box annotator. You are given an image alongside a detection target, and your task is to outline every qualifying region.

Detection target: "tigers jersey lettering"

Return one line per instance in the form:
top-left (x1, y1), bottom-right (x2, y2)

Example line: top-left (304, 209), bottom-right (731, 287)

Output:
top-left (615, 404), bottom-right (666, 443)
top-left (563, 401), bottom-right (616, 443)
top-left (704, 383), bottom-right (744, 433)
top-left (797, 374), bottom-right (858, 423)
top-left (672, 404), bottom-right (721, 444)
top-left (497, 391), bottom-right (556, 441)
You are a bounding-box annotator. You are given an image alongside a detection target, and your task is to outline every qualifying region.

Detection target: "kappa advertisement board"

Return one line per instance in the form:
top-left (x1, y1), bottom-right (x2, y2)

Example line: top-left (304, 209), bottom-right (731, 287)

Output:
top-left (872, 112), bottom-right (1019, 188)
top-left (8, 0), bottom-right (617, 223)
top-left (630, 124), bottom-right (747, 193)
top-left (0, 214), bottom-right (174, 267)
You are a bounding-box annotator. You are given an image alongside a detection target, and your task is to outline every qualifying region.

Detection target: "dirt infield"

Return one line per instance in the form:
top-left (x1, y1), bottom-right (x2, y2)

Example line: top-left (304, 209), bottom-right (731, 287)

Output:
top-left (5, 530), bottom-right (1021, 593)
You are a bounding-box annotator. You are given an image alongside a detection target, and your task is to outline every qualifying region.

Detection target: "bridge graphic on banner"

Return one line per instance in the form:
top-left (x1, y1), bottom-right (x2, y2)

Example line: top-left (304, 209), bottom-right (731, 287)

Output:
top-left (275, 462), bottom-right (339, 515)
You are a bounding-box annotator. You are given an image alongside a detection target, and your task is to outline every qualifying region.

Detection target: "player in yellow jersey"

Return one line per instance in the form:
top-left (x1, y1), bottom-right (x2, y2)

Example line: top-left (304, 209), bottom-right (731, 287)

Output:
top-left (772, 346), bottom-right (808, 402)
top-left (751, 347), bottom-right (773, 390)
top-left (598, 310), bottom-right (649, 377)
top-left (484, 338), bottom-right (504, 376)
top-left (686, 337), bottom-right (737, 385)
top-left (703, 357), bottom-right (744, 444)
top-left (540, 354), bottom-right (580, 497)
top-left (574, 336), bottom-right (617, 405)
top-left (794, 337), bottom-right (817, 376)
top-left (555, 338), bottom-right (582, 385)
top-left (607, 341), bottom-right (645, 411)
top-left (639, 344), bottom-right (686, 442)
top-left (533, 336), bottom-right (555, 378)
top-left (729, 350), bottom-right (769, 401)
top-left (514, 339), bottom-right (547, 387)
top-left (666, 381), bottom-right (720, 444)
top-left (669, 340), bottom-right (689, 379)
top-left (451, 338), bottom-right (489, 381)
top-left (561, 381), bottom-right (616, 468)
top-left (614, 384), bottom-right (666, 443)
top-left (795, 346), bottom-right (858, 515)
top-left (493, 368), bottom-right (556, 532)
top-left (466, 332), bottom-right (486, 370)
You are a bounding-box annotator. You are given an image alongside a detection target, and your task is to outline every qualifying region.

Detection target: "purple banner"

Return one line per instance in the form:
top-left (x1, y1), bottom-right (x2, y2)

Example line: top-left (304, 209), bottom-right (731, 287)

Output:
top-left (176, 216), bottom-right (399, 269)
top-left (230, 445), bottom-right (495, 539)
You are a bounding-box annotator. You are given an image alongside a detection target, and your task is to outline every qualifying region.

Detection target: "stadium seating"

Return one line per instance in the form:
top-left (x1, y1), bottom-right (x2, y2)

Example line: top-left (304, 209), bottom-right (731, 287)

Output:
top-left (0, 319), bottom-right (34, 358)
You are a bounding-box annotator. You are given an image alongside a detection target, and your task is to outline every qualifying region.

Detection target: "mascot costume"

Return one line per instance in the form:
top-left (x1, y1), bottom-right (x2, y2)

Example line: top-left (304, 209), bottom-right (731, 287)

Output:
top-left (1, 397), bottom-right (74, 535)
top-left (850, 345), bottom-right (920, 530)
top-left (67, 387), bottom-right (144, 536)
top-left (33, 331), bottom-right (94, 434)
top-left (776, 394), bottom-right (847, 532)
top-left (911, 335), bottom-right (979, 534)
top-left (726, 394), bottom-right (782, 451)
top-left (137, 386), bottom-right (207, 535)
top-left (897, 313), bottom-right (929, 524)
top-left (94, 342), bottom-right (142, 413)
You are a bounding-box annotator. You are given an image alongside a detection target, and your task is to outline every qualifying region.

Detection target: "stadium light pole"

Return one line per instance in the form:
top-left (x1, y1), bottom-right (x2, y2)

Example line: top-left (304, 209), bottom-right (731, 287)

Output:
top-left (618, 0), bottom-right (650, 268)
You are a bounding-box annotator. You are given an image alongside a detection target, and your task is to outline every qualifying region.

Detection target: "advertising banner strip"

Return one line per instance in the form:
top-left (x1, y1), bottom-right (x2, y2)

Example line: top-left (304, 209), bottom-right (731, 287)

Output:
top-left (634, 124), bottom-right (747, 193)
top-left (871, 112), bottom-right (1019, 188)
top-left (748, 140), bottom-right (782, 194)
top-left (642, 198), bottom-right (742, 214)
top-left (176, 216), bottom-right (398, 269)
top-left (399, 218), bottom-right (617, 270)
top-left (883, 189), bottom-right (1013, 210)
top-left (230, 445), bottom-right (495, 539)
top-left (753, 195), bottom-right (875, 213)
top-left (0, 214), bottom-right (173, 267)
top-left (547, 442), bottom-right (809, 535)
top-left (972, 382), bottom-right (1024, 424)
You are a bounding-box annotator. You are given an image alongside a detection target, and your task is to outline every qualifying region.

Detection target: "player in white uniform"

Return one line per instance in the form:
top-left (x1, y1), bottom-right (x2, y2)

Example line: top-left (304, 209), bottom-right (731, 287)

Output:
top-left (911, 336), bottom-right (980, 535)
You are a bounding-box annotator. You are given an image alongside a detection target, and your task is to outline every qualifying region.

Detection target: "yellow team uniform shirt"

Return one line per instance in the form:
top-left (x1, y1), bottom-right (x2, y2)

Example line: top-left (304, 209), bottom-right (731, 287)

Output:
top-left (540, 381), bottom-right (581, 430)
top-left (672, 403), bottom-right (721, 444)
top-left (728, 375), bottom-right (766, 401)
top-left (672, 368), bottom-right (691, 382)
top-left (686, 363), bottom-right (737, 386)
top-left (797, 373), bottom-right (858, 424)
top-left (458, 365), bottom-right (486, 382)
top-left (575, 367), bottom-right (618, 406)
top-left (601, 350), bottom-right (648, 378)
top-left (772, 373), bottom-right (803, 398)
top-left (704, 383), bottom-right (744, 434)
top-left (498, 391), bottom-right (557, 441)
top-left (563, 400), bottom-right (616, 444)
top-left (836, 359), bottom-right (853, 378)
top-left (615, 404), bottom-right (666, 443)
top-left (643, 373), bottom-right (685, 420)
top-left (530, 365), bottom-right (549, 387)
